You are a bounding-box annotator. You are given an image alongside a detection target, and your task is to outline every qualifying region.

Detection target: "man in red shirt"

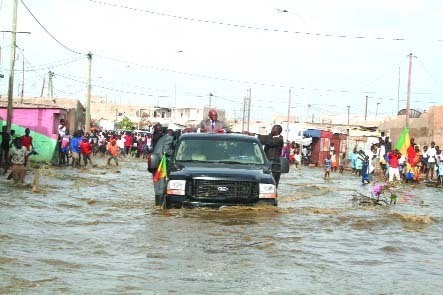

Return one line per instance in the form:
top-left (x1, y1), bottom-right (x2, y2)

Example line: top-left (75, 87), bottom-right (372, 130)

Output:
top-left (124, 132), bottom-right (133, 156)
top-left (388, 149), bottom-right (401, 182)
top-left (80, 137), bottom-right (93, 167)
top-left (21, 128), bottom-right (34, 167)
top-left (407, 138), bottom-right (417, 167)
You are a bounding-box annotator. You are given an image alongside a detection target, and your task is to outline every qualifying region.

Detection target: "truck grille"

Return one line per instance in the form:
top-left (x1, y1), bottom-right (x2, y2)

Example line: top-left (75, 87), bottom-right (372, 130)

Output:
top-left (188, 180), bottom-right (258, 200)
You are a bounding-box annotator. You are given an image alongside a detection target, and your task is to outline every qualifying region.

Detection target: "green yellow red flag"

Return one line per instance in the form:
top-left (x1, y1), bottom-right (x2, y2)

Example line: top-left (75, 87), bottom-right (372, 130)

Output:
top-left (153, 154), bottom-right (167, 183)
top-left (395, 127), bottom-right (410, 155)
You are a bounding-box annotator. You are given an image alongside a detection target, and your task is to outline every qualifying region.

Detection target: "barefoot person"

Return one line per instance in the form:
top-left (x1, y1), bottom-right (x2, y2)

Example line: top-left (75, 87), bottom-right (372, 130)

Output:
top-left (21, 128), bottom-right (34, 167)
top-left (9, 138), bottom-right (29, 185)
top-left (324, 154), bottom-right (332, 179)
top-left (107, 137), bottom-right (119, 166)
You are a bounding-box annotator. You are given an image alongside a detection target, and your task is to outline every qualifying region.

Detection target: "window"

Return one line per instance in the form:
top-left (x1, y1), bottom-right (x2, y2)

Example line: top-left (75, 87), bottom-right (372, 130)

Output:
top-left (176, 138), bottom-right (265, 164)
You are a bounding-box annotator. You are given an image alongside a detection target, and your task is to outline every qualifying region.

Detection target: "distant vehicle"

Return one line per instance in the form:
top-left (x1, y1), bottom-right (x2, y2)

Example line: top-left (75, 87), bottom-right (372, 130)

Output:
top-left (150, 133), bottom-right (289, 208)
top-left (132, 129), bottom-right (150, 136)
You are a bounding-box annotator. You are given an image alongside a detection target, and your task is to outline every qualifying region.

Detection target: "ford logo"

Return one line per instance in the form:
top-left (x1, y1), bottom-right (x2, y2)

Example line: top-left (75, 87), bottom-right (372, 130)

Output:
top-left (217, 186), bottom-right (229, 192)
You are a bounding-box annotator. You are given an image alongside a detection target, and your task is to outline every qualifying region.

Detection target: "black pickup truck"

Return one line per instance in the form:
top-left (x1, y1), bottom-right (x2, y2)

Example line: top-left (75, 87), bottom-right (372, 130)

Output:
top-left (150, 133), bottom-right (289, 208)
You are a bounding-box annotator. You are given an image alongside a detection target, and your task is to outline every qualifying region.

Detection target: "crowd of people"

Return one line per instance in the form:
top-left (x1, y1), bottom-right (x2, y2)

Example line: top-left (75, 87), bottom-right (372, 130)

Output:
top-left (325, 135), bottom-right (443, 185)
top-left (56, 119), bottom-right (159, 168)
top-left (280, 141), bottom-right (302, 168)
top-left (4, 109), bottom-right (441, 190)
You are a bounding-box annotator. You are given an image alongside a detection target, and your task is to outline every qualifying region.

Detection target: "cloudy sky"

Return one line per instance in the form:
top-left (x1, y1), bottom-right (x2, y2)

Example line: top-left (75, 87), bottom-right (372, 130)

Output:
top-left (0, 0), bottom-right (442, 121)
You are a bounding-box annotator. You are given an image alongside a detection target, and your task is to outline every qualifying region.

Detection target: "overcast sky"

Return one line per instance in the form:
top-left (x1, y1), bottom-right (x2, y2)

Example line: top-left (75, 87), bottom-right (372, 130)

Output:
top-left (0, 0), bottom-right (442, 121)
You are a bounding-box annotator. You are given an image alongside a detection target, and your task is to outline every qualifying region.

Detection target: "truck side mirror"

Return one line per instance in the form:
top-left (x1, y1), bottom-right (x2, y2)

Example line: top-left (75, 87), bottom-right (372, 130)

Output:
top-left (149, 153), bottom-right (161, 170)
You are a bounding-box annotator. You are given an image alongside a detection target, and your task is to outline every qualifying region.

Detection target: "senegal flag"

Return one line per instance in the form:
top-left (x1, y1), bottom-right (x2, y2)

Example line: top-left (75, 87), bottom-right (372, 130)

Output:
top-left (153, 154), bottom-right (167, 183)
top-left (395, 127), bottom-right (410, 155)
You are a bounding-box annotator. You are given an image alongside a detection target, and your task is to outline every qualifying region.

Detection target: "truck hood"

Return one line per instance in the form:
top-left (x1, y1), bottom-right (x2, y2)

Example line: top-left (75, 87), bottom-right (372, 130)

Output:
top-left (170, 163), bottom-right (272, 182)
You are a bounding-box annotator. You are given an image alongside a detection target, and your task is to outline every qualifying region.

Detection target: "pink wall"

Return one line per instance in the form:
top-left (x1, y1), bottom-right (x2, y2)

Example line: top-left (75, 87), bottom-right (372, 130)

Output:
top-left (0, 108), bottom-right (67, 139)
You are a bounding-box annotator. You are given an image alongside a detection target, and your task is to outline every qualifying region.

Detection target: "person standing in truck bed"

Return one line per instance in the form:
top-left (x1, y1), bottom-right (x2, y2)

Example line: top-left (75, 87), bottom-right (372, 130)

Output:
top-left (196, 109), bottom-right (230, 133)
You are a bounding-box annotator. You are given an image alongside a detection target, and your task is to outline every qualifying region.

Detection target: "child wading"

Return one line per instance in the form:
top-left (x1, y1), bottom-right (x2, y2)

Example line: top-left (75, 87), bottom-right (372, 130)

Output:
top-left (324, 154), bottom-right (332, 179)
top-left (339, 152), bottom-right (346, 173)
top-left (107, 137), bottom-right (119, 166)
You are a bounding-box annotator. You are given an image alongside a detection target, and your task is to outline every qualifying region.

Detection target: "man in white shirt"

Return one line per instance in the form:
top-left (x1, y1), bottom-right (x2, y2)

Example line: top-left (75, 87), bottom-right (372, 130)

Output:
top-left (116, 135), bottom-right (125, 158)
top-left (9, 138), bottom-right (29, 184)
top-left (426, 141), bottom-right (437, 182)
top-left (58, 119), bottom-right (66, 137)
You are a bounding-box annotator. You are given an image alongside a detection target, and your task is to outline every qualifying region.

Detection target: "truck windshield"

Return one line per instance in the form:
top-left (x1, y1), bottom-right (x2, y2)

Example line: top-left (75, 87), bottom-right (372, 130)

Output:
top-left (175, 138), bottom-right (265, 165)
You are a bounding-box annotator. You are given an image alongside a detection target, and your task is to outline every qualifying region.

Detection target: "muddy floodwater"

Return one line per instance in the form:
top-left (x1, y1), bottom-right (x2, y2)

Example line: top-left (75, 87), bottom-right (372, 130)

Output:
top-left (1, 157), bottom-right (442, 294)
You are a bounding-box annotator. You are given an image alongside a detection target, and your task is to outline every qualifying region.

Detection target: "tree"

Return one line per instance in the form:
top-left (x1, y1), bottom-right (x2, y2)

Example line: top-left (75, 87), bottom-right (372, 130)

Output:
top-left (119, 116), bottom-right (135, 130)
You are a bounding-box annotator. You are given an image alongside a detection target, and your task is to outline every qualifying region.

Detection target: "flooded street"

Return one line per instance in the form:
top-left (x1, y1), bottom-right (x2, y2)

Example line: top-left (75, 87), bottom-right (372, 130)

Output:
top-left (1, 158), bottom-right (442, 294)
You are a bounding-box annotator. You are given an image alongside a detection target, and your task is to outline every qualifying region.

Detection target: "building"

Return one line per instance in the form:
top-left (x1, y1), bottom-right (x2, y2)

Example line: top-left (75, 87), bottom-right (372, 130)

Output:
top-left (0, 96), bottom-right (84, 163)
top-left (378, 105), bottom-right (443, 148)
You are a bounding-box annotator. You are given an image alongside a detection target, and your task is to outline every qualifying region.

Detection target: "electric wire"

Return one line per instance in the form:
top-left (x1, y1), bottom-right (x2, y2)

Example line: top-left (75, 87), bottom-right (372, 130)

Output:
top-left (59, 72), bottom-right (170, 94)
top-left (20, 0), bottom-right (84, 55)
top-left (7, 1), bottom-right (440, 106)
top-left (3, 56), bottom-right (84, 72)
top-left (57, 73), bottom-right (156, 97)
top-left (95, 53), bottom-right (378, 96)
top-left (417, 59), bottom-right (443, 90)
top-left (88, 0), bottom-right (414, 42)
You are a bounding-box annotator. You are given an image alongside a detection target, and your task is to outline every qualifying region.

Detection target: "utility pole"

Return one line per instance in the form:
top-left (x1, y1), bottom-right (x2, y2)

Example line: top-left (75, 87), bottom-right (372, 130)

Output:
top-left (346, 105), bottom-right (350, 126)
top-left (247, 88), bottom-right (251, 132)
top-left (406, 53), bottom-right (416, 128)
top-left (20, 47), bottom-right (24, 103)
top-left (397, 66), bottom-right (400, 114)
top-left (40, 77), bottom-right (45, 98)
top-left (241, 96), bottom-right (246, 132)
top-left (346, 105), bottom-right (350, 160)
top-left (364, 95), bottom-right (368, 121)
top-left (286, 88), bottom-right (291, 141)
top-left (85, 52), bottom-right (92, 133)
top-left (6, 0), bottom-right (18, 132)
top-left (241, 89), bottom-right (251, 132)
top-left (47, 71), bottom-right (54, 99)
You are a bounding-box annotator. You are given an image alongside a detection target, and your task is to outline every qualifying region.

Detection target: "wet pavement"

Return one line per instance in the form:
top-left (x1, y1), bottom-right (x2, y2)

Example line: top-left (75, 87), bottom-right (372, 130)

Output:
top-left (0, 157), bottom-right (442, 294)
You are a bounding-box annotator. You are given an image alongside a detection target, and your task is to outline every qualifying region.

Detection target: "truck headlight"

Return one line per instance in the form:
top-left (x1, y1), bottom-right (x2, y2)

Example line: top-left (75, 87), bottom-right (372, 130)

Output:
top-left (259, 183), bottom-right (276, 199)
top-left (167, 180), bottom-right (186, 195)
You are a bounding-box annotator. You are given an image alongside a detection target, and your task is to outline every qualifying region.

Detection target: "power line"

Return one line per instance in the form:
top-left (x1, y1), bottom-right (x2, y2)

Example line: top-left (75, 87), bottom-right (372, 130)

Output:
top-left (1, 56), bottom-right (84, 72)
top-left (95, 54), bottom-right (288, 88)
top-left (417, 59), bottom-right (443, 90)
top-left (57, 73), bottom-right (156, 97)
top-left (88, 0), bottom-right (414, 42)
top-left (58, 72), bottom-right (170, 94)
top-left (56, 72), bottom-right (244, 105)
top-left (95, 54), bottom-right (383, 96)
top-left (20, 0), bottom-right (84, 55)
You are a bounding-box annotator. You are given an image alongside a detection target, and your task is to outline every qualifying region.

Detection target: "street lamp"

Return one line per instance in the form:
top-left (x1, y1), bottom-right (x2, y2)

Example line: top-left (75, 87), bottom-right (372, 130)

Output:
top-left (277, 8), bottom-right (310, 161)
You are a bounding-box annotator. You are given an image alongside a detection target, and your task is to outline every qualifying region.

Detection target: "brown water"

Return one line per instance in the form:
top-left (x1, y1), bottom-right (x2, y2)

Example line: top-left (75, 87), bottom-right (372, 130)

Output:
top-left (1, 158), bottom-right (442, 294)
